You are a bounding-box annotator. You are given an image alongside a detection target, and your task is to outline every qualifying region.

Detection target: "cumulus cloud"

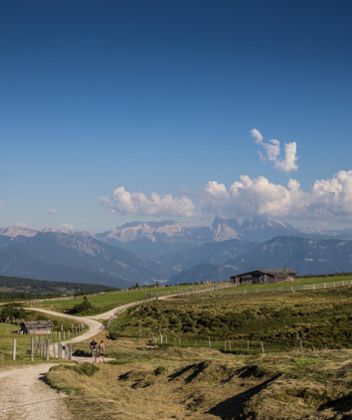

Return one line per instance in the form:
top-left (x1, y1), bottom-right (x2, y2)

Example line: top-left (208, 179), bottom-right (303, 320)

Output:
top-left (100, 172), bottom-right (352, 223)
top-left (311, 170), bottom-right (352, 217)
top-left (47, 208), bottom-right (57, 215)
top-left (201, 176), bottom-right (306, 218)
top-left (250, 128), bottom-right (298, 173)
top-left (101, 186), bottom-right (195, 217)
top-left (201, 171), bottom-right (352, 222)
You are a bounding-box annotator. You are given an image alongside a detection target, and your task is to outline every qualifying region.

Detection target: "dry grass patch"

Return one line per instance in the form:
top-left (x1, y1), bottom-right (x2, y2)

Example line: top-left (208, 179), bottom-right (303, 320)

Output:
top-left (46, 348), bottom-right (352, 419)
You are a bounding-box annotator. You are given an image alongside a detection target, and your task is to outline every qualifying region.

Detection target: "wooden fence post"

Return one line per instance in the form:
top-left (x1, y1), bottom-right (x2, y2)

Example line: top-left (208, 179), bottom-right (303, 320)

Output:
top-left (261, 341), bottom-right (265, 354)
top-left (31, 336), bottom-right (34, 362)
top-left (247, 339), bottom-right (250, 352)
top-left (12, 338), bottom-right (16, 361)
top-left (46, 337), bottom-right (50, 361)
top-left (39, 336), bottom-right (42, 356)
top-left (208, 336), bottom-right (212, 347)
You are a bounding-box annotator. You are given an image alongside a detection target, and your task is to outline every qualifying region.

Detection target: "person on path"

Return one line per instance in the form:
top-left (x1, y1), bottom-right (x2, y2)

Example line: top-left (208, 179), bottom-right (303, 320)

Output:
top-left (90, 339), bottom-right (98, 363)
top-left (98, 340), bottom-right (106, 363)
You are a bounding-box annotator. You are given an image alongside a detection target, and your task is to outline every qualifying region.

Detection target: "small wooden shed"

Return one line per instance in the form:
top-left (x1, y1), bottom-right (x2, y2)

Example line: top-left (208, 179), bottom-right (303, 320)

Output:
top-left (20, 320), bottom-right (54, 335)
top-left (231, 269), bottom-right (296, 285)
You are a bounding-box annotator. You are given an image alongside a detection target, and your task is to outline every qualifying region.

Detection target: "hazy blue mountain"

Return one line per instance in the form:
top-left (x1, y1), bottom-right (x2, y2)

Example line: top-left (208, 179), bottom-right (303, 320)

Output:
top-left (3, 219), bottom-right (352, 288)
top-left (163, 238), bottom-right (255, 270)
top-left (96, 220), bottom-right (212, 262)
top-left (227, 236), bottom-right (352, 275)
top-left (96, 217), bottom-right (299, 263)
top-left (172, 236), bottom-right (352, 283)
top-left (0, 231), bottom-right (173, 288)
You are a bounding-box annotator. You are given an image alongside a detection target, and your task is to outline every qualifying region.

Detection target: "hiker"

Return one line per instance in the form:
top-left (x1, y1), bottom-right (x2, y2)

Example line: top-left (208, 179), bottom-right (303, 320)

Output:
top-left (90, 339), bottom-right (98, 363)
top-left (98, 340), bottom-right (106, 363)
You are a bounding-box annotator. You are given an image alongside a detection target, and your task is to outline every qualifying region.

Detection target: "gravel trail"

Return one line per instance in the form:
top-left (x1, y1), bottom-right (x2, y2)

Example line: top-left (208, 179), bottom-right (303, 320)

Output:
top-left (0, 364), bottom-right (71, 420)
top-left (0, 286), bottom-right (227, 419)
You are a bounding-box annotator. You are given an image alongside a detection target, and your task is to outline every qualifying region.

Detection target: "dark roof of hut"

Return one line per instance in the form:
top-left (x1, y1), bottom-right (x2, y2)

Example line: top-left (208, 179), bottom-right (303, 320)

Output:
top-left (21, 320), bottom-right (54, 329)
top-left (230, 269), bottom-right (296, 279)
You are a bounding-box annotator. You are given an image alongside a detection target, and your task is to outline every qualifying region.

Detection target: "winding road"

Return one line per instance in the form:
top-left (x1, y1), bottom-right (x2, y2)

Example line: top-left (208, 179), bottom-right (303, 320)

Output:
top-left (0, 286), bottom-right (225, 419)
top-left (0, 299), bottom-right (144, 420)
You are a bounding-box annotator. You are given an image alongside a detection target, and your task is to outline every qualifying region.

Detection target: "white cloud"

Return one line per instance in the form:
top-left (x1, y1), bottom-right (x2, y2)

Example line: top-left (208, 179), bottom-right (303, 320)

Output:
top-left (311, 170), bottom-right (352, 217)
top-left (201, 171), bottom-right (352, 222)
top-left (250, 128), bottom-right (264, 144)
top-left (101, 186), bottom-right (195, 217)
top-left (100, 172), bottom-right (352, 224)
top-left (250, 128), bottom-right (298, 173)
top-left (47, 208), bottom-right (57, 215)
top-left (202, 176), bottom-right (306, 218)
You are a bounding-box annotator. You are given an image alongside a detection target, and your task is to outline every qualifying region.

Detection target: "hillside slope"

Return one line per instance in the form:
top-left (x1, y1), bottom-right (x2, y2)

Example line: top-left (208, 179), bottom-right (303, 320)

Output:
top-left (0, 232), bottom-right (172, 287)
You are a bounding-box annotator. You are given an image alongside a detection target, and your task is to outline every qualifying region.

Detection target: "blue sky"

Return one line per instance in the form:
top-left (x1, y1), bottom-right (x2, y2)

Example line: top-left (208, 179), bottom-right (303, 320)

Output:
top-left (1, 1), bottom-right (352, 231)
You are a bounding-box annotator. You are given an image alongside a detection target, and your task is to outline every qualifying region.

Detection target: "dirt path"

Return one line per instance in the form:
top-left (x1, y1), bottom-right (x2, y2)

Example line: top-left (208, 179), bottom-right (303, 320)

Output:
top-left (0, 364), bottom-right (71, 420)
top-left (0, 286), bottom-right (227, 419)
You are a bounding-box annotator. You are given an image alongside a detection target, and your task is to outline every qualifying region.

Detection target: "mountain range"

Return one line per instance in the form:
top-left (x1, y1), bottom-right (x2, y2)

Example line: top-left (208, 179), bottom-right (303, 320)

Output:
top-left (1, 217), bottom-right (352, 287)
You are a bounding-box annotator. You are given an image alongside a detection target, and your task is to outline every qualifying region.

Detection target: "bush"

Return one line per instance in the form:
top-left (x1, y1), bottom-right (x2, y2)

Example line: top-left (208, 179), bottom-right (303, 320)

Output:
top-left (0, 303), bottom-right (26, 322)
top-left (66, 296), bottom-right (94, 314)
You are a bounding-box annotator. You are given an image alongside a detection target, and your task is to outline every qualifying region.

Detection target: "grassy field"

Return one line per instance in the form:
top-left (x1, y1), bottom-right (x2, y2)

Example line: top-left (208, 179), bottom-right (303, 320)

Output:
top-left (41, 275), bottom-right (352, 419)
top-left (47, 333), bottom-right (352, 419)
top-left (222, 274), bottom-right (352, 294)
top-left (0, 312), bottom-right (84, 365)
top-left (0, 323), bottom-right (33, 363)
top-left (108, 282), bottom-right (352, 353)
top-left (32, 283), bottom-right (217, 315)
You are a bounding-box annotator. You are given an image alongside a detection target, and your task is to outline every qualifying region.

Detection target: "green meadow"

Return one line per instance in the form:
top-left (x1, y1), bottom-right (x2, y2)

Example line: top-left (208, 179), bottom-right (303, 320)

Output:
top-left (33, 283), bottom-right (216, 315)
top-left (108, 276), bottom-right (352, 353)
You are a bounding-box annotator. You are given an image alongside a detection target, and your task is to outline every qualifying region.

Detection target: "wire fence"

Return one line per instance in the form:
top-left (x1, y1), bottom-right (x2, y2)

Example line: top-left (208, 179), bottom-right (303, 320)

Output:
top-left (227, 278), bottom-right (352, 296)
top-left (0, 323), bottom-right (86, 363)
top-left (139, 333), bottom-right (352, 355)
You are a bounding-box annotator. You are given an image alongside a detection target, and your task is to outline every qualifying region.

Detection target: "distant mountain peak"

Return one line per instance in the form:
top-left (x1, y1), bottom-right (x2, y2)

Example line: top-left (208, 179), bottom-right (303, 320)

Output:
top-left (211, 216), bottom-right (297, 242)
top-left (211, 218), bottom-right (240, 241)
top-left (0, 226), bottom-right (38, 238)
top-left (98, 220), bottom-right (210, 243)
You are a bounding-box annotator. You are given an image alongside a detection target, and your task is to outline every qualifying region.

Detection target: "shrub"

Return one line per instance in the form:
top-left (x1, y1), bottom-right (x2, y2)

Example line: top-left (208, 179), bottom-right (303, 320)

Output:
top-left (0, 303), bottom-right (26, 322)
top-left (66, 296), bottom-right (94, 314)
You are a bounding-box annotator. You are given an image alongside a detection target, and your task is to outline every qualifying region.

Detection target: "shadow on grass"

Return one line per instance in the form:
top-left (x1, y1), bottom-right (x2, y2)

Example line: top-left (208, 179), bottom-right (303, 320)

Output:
top-left (319, 394), bottom-right (352, 416)
top-left (168, 361), bottom-right (209, 384)
top-left (207, 375), bottom-right (280, 419)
